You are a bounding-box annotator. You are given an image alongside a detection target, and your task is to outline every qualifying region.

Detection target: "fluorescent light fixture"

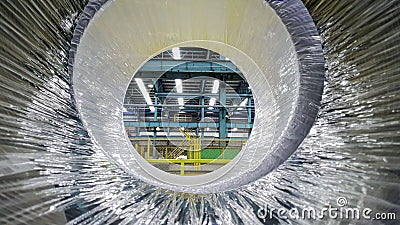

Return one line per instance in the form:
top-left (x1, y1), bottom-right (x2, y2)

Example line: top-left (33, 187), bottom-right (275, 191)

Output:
top-left (148, 84), bottom-right (154, 88)
top-left (172, 47), bottom-right (181, 60)
top-left (232, 128), bottom-right (238, 132)
top-left (175, 79), bottom-right (183, 93)
top-left (208, 81), bottom-right (218, 108)
top-left (178, 97), bottom-right (184, 106)
top-left (209, 97), bottom-right (216, 106)
top-left (212, 80), bottom-right (219, 94)
top-left (175, 79), bottom-right (184, 106)
top-left (135, 78), bottom-right (155, 112)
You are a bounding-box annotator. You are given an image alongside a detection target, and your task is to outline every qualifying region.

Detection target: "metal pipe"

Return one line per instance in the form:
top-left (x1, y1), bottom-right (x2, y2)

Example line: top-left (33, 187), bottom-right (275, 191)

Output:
top-left (70, 0), bottom-right (324, 193)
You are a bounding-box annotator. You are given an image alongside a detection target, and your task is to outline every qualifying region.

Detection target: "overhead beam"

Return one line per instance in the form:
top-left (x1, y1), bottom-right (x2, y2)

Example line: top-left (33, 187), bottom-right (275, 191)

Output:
top-left (138, 60), bottom-right (241, 73)
top-left (123, 104), bottom-right (254, 108)
top-left (135, 71), bottom-right (244, 80)
top-left (124, 121), bottom-right (253, 129)
top-left (155, 93), bottom-right (252, 98)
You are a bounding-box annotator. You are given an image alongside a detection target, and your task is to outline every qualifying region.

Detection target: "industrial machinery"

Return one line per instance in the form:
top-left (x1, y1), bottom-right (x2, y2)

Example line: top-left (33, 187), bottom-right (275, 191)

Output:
top-left (0, 0), bottom-right (399, 224)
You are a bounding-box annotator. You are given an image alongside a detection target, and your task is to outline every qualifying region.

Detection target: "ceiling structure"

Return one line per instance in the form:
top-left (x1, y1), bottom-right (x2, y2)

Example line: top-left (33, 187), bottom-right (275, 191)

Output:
top-left (123, 47), bottom-right (254, 137)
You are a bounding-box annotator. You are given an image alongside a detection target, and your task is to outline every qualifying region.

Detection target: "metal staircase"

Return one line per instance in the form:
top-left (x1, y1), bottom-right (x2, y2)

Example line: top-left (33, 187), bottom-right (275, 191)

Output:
top-left (166, 139), bottom-right (190, 159)
top-left (166, 128), bottom-right (200, 159)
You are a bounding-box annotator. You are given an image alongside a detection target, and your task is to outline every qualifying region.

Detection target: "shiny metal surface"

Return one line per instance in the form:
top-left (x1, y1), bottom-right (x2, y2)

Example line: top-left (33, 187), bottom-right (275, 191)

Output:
top-left (70, 0), bottom-right (323, 193)
top-left (0, 0), bottom-right (399, 224)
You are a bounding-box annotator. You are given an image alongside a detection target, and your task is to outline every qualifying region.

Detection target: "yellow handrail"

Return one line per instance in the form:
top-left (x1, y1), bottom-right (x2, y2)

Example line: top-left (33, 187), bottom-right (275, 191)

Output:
top-left (130, 137), bottom-right (247, 142)
top-left (147, 159), bottom-right (231, 175)
top-left (173, 114), bottom-right (192, 122)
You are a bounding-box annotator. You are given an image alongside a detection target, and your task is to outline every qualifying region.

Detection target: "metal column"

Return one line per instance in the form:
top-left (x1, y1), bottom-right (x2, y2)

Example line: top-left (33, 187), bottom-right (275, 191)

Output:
top-left (153, 97), bottom-right (158, 121)
top-left (201, 97), bottom-right (205, 121)
top-left (219, 82), bottom-right (227, 147)
top-left (247, 97), bottom-right (252, 124)
top-left (153, 97), bottom-right (158, 157)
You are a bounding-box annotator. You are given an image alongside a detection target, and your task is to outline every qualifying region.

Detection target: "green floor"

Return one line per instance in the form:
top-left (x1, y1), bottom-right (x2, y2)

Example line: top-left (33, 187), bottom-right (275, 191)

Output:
top-left (200, 148), bottom-right (241, 160)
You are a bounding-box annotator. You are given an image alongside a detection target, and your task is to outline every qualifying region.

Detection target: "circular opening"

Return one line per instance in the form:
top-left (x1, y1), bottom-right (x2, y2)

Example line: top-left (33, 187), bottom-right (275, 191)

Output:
top-left (70, 0), bottom-right (324, 193)
top-left (123, 47), bottom-right (255, 176)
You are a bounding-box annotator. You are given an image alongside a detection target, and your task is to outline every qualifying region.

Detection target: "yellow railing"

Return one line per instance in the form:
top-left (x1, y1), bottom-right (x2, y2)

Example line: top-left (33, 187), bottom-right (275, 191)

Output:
top-left (130, 137), bottom-right (247, 142)
top-left (173, 114), bottom-right (192, 122)
top-left (130, 138), bottom-right (247, 160)
top-left (147, 159), bottom-right (231, 175)
top-left (167, 139), bottom-right (190, 159)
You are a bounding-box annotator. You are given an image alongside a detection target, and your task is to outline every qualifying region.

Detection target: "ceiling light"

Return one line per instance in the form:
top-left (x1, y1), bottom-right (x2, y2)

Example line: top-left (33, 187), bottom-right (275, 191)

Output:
top-left (208, 106), bottom-right (214, 110)
top-left (212, 80), bottom-right (219, 94)
top-left (156, 127), bottom-right (161, 131)
top-left (209, 97), bottom-right (216, 106)
top-left (232, 128), bottom-right (238, 132)
top-left (148, 84), bottom-right (154, 88)
top-left (175, 79), bottom-right (183, 93)
top-left (178, 97), bottom-right (184, 106)
top-left (172, 47), bottom-right (181, 60)
top-left (135, 78), bottom-right (155, 112)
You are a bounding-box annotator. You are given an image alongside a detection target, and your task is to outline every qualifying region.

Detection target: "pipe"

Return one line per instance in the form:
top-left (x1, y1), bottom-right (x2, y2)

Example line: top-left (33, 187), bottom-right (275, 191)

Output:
top-left (0, 0), bottom-right (399, 224)
top-left (70, 0), bottom-right (324, 193)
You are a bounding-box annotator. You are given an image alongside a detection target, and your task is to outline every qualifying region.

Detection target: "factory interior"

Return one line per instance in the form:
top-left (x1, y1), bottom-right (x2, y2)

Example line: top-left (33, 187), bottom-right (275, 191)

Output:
top-left (123, 47), bottom-right (254, 175)
top-left (0, 0), bottom-right (399, 224)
